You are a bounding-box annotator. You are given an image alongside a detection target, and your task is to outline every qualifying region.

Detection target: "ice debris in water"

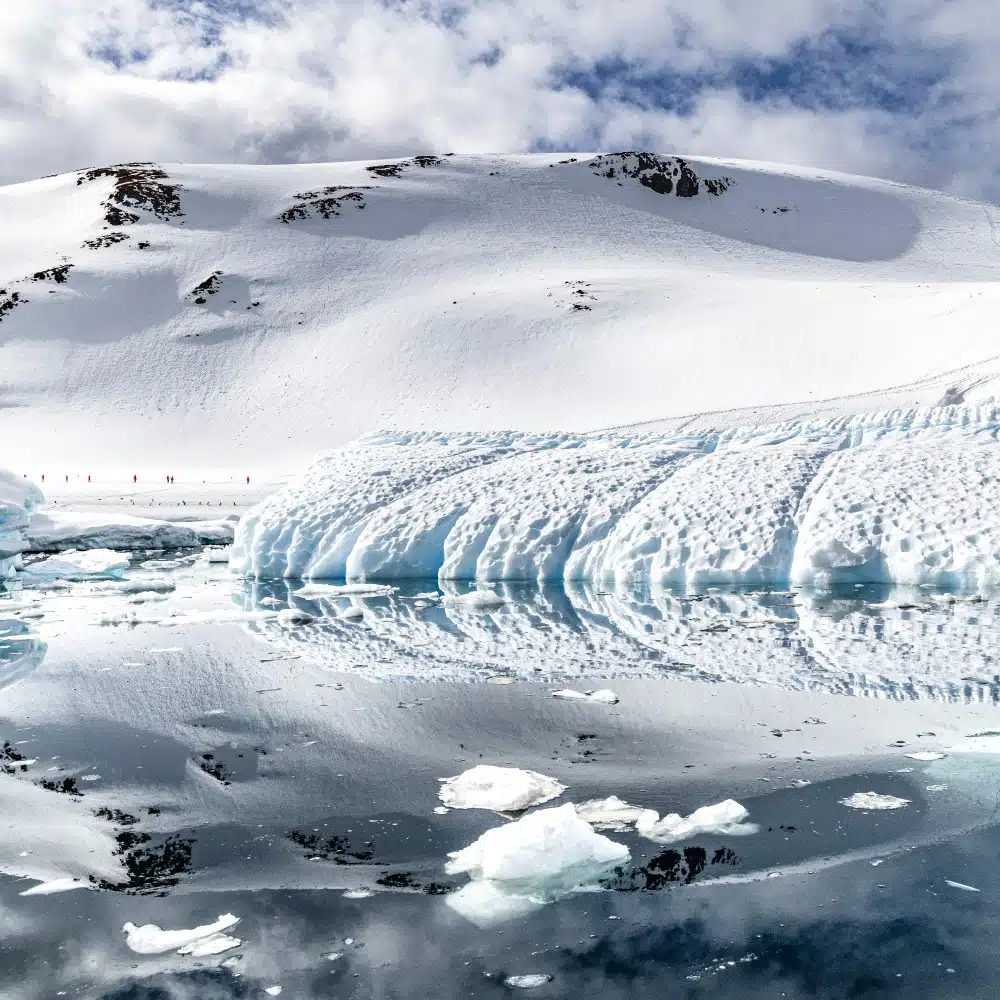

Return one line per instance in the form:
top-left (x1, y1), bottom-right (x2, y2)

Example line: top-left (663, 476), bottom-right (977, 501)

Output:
top-left (505, 974), bottom-right (553, 988)
top-left (636, 799), bottom-right (758, 844)
top-left (840, 792), bottom-right (910, 810)
top-left (551, 689), bottom-right (619, 705)
top-left (339, 606), bottom-right (365, 621)
top-left (445, 803), bottom-right (629, 926)
top-left (342, 888), bottom-right (373, 899)
top-left (574, 796), bottom-right (652, 832)
top-left (945, 880), bottom-right (980, 892)
top-left (446, 590), bottom-right (506, 610)
top-left (24, 549), bottom-right (130, 581)
top-left (905, 751), bottom-right (947, 761)
top-left (122, 913), bottom-right (241, 955)
top-left (276, 608), bottom-right (316, 626)
top-left (439, 765), bottom-right (566, 812)
top-left (264, 987), bottom-right (282, 997)
top-left (203, 546), bottom-right (233, 564)
top-left (294, 583), bottom-right (394, 599)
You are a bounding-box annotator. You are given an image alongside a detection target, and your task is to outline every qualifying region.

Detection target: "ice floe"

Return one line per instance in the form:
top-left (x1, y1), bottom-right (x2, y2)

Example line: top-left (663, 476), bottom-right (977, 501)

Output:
top-left (840, 792), bottom-right (910, 810)
top-left (905, 751), bottom-right (947, 761)
top-left (438, 766), bottom-right (566, 812)
top-left (122, 913), bottom-right (241, 955)
top-left (635, 799), bottom-right (759, 843)
top-left (445, 803), bottom-right (628, 926)
top-left (945, 880), bottom-right (980, 892)
top-left (24, 548), bottom-right (130, 581)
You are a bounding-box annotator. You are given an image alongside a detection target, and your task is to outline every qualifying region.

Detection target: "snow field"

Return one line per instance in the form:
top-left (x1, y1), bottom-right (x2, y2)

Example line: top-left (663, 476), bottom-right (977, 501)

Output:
top-left (233, 402), bottom-right (1000, 589)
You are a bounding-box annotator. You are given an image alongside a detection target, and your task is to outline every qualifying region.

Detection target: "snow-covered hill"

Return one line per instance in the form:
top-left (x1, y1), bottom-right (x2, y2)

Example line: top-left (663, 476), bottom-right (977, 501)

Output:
top-left (3, 152), bottom-right (1000, 477)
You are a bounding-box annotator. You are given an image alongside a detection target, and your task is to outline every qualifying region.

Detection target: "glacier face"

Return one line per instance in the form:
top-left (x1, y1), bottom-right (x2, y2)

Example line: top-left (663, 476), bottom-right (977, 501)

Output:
top-left (0, 470), bottom-right (44, 577)
top-left (231, 402), bottom-right (1000, 590)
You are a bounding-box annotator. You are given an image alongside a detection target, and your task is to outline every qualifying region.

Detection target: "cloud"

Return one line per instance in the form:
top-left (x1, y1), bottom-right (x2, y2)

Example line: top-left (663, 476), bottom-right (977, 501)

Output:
top-left (0, 0), bottom-right (998, 198)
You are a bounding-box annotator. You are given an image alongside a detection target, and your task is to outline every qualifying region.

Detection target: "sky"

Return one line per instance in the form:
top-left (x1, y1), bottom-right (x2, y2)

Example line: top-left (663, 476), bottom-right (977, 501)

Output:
top-left (3, 0), bottom-right (999, 198)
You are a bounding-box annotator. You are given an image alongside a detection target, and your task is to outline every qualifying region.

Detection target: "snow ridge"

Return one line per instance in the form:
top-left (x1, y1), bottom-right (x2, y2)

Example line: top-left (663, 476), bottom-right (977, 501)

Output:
top-left (233, 399), bottom-right (1000, 589)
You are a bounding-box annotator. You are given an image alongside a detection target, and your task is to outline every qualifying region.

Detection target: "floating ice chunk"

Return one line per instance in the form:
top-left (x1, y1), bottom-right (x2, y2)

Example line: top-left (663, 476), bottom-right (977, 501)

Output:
top-left (264, 987), bottom-right (282, 997)
top-left (446, 804), bottom-right (628, 891)
top-left (342, 888), bottom-right (372, 899)
top-left (840, 792), bottom-right (910, 810)
top-left (294, 583), bottom-right (394, 599)
top-left (339, 606), bottom-right (365, 621)
top-left (636, 799), bottom-right (758, 844)
top-left (115, 579), bottom-right (175, 594)
top-left (128, 592), bottom-right (170, 604)
top-left (122, 913), bottom-right (240, 955)
top-left (203, 546), bottom-right (233, 564)
top-left (176, 933), bottom-right (241, 956)
top-left (19, 876), bottom-right (89, 896)
top-left (574, 796), bottom-right (650, 832)
top-left (25, 549), bottom-right (130, 581)
top-left (945, 880), bottom-right (980, 892)
top-left (259, 597), bottom-right (282, 607)
top-left (414, 592), bottom-right (440, 600)
top-left (434, 806), bottom-right (450, 815)
top-left (505, 974), bottom-right (553, 988)
top-left (905, 751), bottom-right (947, 761)
top-left (446, 590), bottom-right (506, 610)
top-left (439, 765), bottom-right (566, 812)
top-left (277, 608), bottom-right (316, 626)
top-left (551, 689), bottom-right (619, 705)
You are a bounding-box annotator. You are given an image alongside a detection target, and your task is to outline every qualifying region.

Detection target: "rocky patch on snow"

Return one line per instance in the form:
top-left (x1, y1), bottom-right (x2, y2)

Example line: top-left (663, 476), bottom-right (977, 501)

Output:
top-left (583, 152), bottom-right (734, 198)
top-left (76, 162), bottom-right (183, 226)
top-left (278, 186), bottom-right (372, 222)
top-left (366, 155), bottom-right (442, 178)
top-left (82, 231), bottom-right (131, 250)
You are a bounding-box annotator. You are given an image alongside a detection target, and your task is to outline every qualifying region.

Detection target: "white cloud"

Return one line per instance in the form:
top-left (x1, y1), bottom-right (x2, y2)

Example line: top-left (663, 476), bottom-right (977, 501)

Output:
top-left (0, 0), bottom-right (997, 197)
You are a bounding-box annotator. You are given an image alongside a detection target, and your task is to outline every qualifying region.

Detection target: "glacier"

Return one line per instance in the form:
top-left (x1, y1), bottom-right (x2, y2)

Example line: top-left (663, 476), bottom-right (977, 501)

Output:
top-left (0, 471), bottom-right (45, 578)
top-left (232, 401), bottom-right (1000, 590)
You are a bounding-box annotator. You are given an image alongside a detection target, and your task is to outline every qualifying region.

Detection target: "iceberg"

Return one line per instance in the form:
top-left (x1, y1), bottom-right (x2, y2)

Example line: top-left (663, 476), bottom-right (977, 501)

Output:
top-left (574, 796), bottom-right (653, 832)
top-left (26, 510), bottom-right (234, 553)
top-left (232, 403), bottom-right (1000, 589)
top-left (439, 766), bottom-right (566, 812)
top-left (840, 792), bottom-right (910, 810)
top-left (445, 803), bottom-right (629, 926)
top-left (635, 799), bottom-right (759, 843)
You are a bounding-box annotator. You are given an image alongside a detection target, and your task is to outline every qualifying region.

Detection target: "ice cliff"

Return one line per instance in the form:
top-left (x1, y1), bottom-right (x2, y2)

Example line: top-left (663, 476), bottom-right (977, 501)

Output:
top-left (232, 401), bottom-right (1000, 590)
top-left (0, 472), bottom-right (44, 577)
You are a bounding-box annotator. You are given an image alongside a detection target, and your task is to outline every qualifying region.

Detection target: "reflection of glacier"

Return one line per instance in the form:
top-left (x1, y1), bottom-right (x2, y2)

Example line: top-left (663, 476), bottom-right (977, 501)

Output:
top-left (233, 403), bottom-right (1000, 591)
top-left (241, 581), bottom-right (1000, 702)
top-left (0, 618), bottom-right (47, 690)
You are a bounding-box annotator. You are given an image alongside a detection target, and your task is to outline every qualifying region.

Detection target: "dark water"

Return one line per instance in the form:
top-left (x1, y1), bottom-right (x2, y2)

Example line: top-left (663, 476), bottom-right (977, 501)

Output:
top-left (2, 563), bottom-right (1000, 998)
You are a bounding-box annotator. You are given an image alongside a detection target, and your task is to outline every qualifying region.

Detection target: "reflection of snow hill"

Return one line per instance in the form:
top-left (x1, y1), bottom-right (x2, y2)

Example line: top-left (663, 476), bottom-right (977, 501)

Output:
top-left (235, 405), bottom-right (1000, 591)
top-left (243, 581), bottom-right (1000, 702)
top-left (5, 153), bottom-right (1000, 471)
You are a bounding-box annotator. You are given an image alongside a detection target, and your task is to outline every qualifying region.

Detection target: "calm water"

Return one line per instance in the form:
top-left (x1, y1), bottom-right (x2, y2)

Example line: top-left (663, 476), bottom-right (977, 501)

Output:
top-left (2, 557), bottom-right (1000, 997)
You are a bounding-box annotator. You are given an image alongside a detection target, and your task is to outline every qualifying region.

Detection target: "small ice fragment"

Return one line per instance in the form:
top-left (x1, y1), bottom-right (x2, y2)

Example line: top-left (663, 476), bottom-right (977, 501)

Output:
top-left (870, 860), bottom-right (884, 867)
top-left (339, 606), bottom-right (365, 621)
top-left (80, 774), bottom-right (101, 782)
top-left (204, 709), bottom-right (226, 716)
top-left (259, 597), bottom-right (282, 607)
top-left (264, 987), bottom-right (282, 997)
top-left (945, 880), bottom-right (980, 892)
top-left (177, 933), bottom-right (241, 956)
top-left (551, 689), bottom-right (589, 701)
top-left (905, 751), bottom-right (947, 761)
top-left (487, 676), bottom-right (515, 685)
top-left (414, 592), bottom-right (439, 600)
top-left (574, 796), bottom-right (649, 832)
top-left (294, 583), bottom-right (393, 598)
top-left (840, 792), bottom-right (910, 810)
top-left (447, 590), bottom-right (506, 610)
top-left (277, 608), bottom-right (316, 626)
top-left (439, 765), bottom-right (566, 812)
top-left (149, 647), bottom-right (182, 653)
top-left (585, 689), bottom-right (619, 705)
top-left (19, 877), bottom-right (89, 896)
top-left (342, 889), bottom-right (372, 899)
top-left (325, 952), bottom-right (344, 961)
top-left (926, 784), bottom-right (948, 792)
top-left (636, 800), bottom-right (758, 844)
top-left (434, 806), bottom-right (450, 815)
top-left (790, 779), bottom-right (811, 788)
top-left (203, 546), bottom-right (233, 564)
top-left (122, 913), bottom-right (240, 955)
top-left (344, 937), bottom-right (354, 945)
top-left (505, 974), bottom-right (552, 988)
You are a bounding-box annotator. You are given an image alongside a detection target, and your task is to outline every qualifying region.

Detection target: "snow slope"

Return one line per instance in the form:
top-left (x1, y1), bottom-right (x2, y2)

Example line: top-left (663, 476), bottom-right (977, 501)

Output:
top-left (3, 152), bottom-right (1000, 476)
top-left (232, 402), bottom-right (1000, 588)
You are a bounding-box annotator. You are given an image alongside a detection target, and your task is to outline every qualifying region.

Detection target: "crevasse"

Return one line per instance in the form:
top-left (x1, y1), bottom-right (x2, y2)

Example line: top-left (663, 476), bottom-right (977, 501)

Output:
top-left (231, 400), bottom-right (1000, 589)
